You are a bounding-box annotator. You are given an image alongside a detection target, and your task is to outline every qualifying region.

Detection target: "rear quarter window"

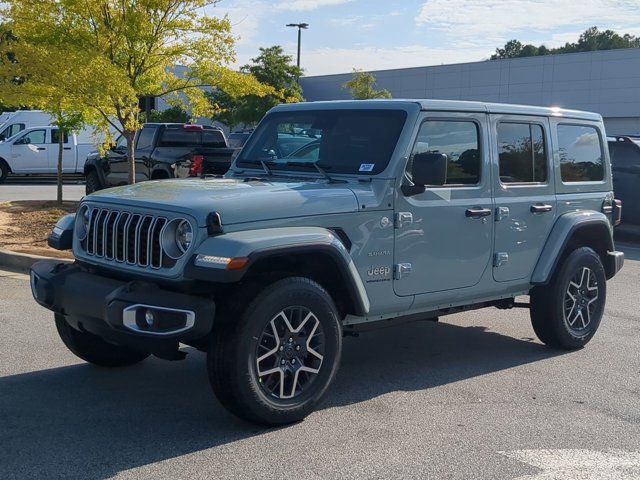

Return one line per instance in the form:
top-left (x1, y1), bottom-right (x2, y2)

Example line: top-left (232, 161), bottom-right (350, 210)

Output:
top-left (557, 124), bottom-right (605, 182)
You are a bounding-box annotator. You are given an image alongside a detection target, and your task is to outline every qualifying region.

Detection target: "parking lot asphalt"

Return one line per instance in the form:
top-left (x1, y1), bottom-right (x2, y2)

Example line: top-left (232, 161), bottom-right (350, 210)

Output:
top-left (0, 178), bottom-right (86, 202)
top-left (0, 245), bottom-right (639, 480)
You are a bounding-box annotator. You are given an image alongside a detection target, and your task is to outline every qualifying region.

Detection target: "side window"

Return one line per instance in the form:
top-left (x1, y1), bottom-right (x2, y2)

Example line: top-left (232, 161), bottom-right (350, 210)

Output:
top-left (497, 122), bottom-right (547, 183)
top-left (17, 129), bottom-right (46, 145)
top-left (50, 129), bottom-right (69, 144)
top-left (8, 123), bottom-right (25, 138)
top-left (608, 142), bottom-right (640, 169)
top-left (558, 125), bottom-right (604, 182)
top-left (202, 130), bottom-right (226, 148)
top-left (409, 120), bottom-right (481, 185)
top-left (136, 127), bottom-right (156, 150)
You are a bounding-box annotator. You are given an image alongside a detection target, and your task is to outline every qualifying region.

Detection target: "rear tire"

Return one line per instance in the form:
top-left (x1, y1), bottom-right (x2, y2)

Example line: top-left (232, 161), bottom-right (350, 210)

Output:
top-left (0, 160), bottom-right (9, 183)
top-left (55, 314), bottom-right (150, 367)
top-left (208, 277), bottom-right (342, 426)
top-left (530, 247), bottom-right (606, 350)
top-left (85, 170), bottom-right (102, 195)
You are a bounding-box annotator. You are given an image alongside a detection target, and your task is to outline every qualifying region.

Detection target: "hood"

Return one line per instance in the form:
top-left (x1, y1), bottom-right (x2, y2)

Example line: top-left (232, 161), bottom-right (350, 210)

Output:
top-left (88, 178), bottom-right (359, 227)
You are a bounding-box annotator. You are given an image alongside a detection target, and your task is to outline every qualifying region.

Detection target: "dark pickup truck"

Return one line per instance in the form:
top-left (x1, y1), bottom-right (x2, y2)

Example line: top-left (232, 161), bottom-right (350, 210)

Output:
top-left (84, 123), bottom-right (236, 194)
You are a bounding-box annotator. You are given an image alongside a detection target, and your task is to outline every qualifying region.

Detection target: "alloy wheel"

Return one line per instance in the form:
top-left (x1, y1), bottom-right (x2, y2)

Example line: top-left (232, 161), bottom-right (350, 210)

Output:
top-left (255, 306), bottom-right (325, 400)
top-left (563, 266), bottom-right (599, 333)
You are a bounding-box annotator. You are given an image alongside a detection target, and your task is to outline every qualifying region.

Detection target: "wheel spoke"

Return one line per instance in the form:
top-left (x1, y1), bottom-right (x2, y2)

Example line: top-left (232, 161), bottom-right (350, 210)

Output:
top-left (254, 306), bottom-right (326, 401)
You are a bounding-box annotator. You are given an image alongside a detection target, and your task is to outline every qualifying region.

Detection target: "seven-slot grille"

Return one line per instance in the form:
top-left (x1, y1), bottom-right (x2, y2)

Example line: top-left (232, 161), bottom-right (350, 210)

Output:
top-left (82, 207), bottom-right (168, 269)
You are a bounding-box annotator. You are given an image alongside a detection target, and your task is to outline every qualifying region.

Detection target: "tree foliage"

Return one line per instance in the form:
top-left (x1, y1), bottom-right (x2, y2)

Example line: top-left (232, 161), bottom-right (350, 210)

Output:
top-left (491, 27), bottom-right (640, 60)
top-left (343, 70), bottom-right (391, 100)
top-left (209, 46), bottom-right (303, 129)
top-left (0, 0), bottom-right (269, 183)
top-left (144, 105), bottom-right (191, 124)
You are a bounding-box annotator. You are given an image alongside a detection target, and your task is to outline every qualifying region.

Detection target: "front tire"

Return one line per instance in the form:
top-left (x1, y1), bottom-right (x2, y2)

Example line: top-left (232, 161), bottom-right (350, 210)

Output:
top-left (85, 170), bottom-right (102, 195)
top-left (0, 160), bottom-right (9, 183)
top-left (55, 314), bottom-right (150, 367)
top-left (208, 277), bottom-right (342, 426)
top-left (530, 247), bottom-right (606, 350)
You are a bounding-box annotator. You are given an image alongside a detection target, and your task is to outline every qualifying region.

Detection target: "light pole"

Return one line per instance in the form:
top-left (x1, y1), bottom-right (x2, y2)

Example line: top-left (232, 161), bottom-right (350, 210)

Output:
top-left (286, 23), bottom-right (309, 69)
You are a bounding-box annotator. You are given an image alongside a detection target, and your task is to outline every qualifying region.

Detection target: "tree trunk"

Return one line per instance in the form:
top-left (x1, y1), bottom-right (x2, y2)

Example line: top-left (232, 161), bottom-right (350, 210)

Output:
top-left (57, 129), bottom-right (63, 206)
top-left (125, 131), bottom-right (136, 184)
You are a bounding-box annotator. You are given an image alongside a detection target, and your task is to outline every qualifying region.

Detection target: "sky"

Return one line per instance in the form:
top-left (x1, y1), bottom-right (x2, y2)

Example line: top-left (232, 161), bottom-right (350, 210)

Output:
top-left (211, 0), bottom-right (640, 77)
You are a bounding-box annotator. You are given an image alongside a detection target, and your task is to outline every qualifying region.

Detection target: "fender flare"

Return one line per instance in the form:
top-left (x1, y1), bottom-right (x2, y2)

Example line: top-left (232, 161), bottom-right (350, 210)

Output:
top-left (83, 158), bottom-right (107, 186)
top-left (531, 211), bottom-right (614, 285)
top-left (185, 227), bottom-right (370, 316)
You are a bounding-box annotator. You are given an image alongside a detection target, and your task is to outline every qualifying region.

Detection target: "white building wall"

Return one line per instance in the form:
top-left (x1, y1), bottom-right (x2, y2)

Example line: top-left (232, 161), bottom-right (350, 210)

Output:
top-left (300, 48), bottom-right (640, 135)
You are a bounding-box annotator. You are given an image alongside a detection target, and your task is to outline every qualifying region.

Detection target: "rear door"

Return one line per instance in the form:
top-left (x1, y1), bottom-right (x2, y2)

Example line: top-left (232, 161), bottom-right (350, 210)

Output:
top-left (491, 115), bottom-right (556, 282)
top-left (48, 129), bottom-right (75, 172)
top-left (10, 128), bottom-right (48, 172)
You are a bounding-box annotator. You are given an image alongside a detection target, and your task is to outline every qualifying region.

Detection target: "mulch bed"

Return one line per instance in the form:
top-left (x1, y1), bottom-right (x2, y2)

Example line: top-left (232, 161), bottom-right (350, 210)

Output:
top-left (0, 200), bottom-right (78, 259)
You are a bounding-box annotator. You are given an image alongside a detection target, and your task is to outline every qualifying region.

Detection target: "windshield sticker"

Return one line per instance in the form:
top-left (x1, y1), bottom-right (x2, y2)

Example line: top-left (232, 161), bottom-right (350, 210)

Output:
top-left (359, 163), bottom-right (375, 172)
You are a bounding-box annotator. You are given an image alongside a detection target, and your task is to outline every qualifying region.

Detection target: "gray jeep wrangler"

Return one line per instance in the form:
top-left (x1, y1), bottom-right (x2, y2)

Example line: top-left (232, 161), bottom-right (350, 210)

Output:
top-left (31, 100), bottom-right (624, 426)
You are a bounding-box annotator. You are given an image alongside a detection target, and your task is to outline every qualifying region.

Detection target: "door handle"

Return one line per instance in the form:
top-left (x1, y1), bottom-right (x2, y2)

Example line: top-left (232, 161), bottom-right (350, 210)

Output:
top-left (36, 147), bottom-right (46, 151)
top-left (465, 207), bottom-right (492, 218)
top-left (63, 147), bottom-right (71, 150)
top-left (530, 204), bottom-right (553, 214)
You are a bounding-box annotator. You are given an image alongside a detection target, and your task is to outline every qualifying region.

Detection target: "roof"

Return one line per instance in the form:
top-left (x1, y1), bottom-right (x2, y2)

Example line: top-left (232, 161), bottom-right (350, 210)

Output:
top-left (272, 99), bottom-right (602, 121)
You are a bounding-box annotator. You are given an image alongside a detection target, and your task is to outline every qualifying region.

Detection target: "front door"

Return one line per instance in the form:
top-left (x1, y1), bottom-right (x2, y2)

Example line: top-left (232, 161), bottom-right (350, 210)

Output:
top-left (490, 115), bottom-right (557, 282)
top-left (394, 113), bottom-right (494, 296)
top-left (10, 129), bottom-right (49, 172)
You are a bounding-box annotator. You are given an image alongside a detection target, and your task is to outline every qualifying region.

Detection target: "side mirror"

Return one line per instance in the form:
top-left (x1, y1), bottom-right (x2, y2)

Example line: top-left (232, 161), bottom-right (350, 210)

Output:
top-left (0, 134), bottom-right (5, 142)
top-left (14, 137), bottom-right (28, 145)
top-left (403, 152), bottom-right (448, 195)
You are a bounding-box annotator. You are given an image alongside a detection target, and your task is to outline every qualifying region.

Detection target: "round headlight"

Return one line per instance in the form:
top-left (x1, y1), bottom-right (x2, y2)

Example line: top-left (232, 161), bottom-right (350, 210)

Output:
top-left (161, 218), bottom-right (194, 259)
top-left (76, 205), bottom-right (91, 241)
top-left (176, 220), bottom-right (193, 253)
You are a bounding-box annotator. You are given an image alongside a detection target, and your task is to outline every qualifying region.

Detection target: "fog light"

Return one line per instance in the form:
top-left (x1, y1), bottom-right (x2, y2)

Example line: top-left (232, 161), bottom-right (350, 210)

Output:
top-left (145, 310), bottom-right (156, 327)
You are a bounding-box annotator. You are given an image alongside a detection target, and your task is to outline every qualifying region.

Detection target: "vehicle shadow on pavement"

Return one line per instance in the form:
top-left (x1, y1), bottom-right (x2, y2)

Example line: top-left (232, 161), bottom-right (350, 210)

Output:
top-left (0, 319), bottom-right (560, 479)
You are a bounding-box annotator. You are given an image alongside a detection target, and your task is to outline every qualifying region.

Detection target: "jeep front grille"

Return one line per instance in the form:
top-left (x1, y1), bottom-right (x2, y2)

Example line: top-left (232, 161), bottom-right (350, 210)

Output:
top-left (82, 207), bottom-right (168, 269)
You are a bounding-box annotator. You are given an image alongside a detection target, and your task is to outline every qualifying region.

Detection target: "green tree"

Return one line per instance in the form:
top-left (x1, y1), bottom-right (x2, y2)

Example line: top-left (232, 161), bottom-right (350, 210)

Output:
top-left (343, 69), bottom-right (391, 100)
top-left (209, 46), bottom-right (303, 128)
top-left (491, 27), bottom-right (640, 59)
top-left (1, 0), bottom-right (269, 184)
top-left (52, 111), bottom-right (86, 205)
top-left (144, 105), bottom-right (191, 124)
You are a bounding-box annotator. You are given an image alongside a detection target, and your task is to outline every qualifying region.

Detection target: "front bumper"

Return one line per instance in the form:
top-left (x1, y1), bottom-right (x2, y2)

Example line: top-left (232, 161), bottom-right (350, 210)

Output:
top-left (30, 260), bottom-right (215, 353)
top-left (607, 250), bottom-right (625, 279)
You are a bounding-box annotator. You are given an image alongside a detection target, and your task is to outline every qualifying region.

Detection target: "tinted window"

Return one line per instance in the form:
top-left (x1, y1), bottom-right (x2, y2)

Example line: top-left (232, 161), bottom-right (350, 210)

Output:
top-left (51, 129), bottom-right (69, 144)
top-left (202, 130), bottom-right (226, 148)
top-left (157, 128), bottom-right (200, 147)
top-left (558, 125), bottom-right (604, 182)
top-left (136, 127), bottom-right (157, 149)
top-left (238, 110), bottom-right (407, 175)
top-left (498, 123), bottom-right (547, 183)
top-left (609, 142), bottom-right (640, 169)
top-left (409, 120), bottom-right (480, 185)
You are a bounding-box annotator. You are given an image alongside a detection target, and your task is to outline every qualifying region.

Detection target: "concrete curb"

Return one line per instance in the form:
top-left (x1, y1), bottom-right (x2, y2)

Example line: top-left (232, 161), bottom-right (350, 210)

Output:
top-left (0, 249), bottom-right (71, 274)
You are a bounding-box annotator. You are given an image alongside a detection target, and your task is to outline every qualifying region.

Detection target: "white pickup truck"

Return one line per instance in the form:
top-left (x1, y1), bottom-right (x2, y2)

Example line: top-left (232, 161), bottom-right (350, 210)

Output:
top-left (0, 126), bottom-right (97, 182)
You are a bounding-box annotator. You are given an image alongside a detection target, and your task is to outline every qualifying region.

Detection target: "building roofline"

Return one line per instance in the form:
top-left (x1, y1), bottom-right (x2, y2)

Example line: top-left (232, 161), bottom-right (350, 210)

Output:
top-left (300, 47), bottom-right (640, 80)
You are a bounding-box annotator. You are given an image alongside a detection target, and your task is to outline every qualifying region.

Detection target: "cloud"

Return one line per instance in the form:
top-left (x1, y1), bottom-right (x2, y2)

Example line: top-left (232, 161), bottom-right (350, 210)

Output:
top-left (302, 44), bottom-right (491, 76)
top-left (415, 0), bottom-right (640, 45)
top-left (275, 0), bottom-right (353, 12)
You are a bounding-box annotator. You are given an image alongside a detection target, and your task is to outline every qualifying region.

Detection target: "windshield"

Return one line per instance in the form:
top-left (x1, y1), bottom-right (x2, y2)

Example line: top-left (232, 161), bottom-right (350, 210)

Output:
top-left (237, 109), bottom-right (407, 175)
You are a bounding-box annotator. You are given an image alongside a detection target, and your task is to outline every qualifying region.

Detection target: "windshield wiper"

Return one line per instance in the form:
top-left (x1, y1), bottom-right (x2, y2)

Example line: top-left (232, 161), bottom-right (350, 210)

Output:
top-left (241, 159), bottom-right (273, 176)
top-left (284, 161), bottom-right (342, 183)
